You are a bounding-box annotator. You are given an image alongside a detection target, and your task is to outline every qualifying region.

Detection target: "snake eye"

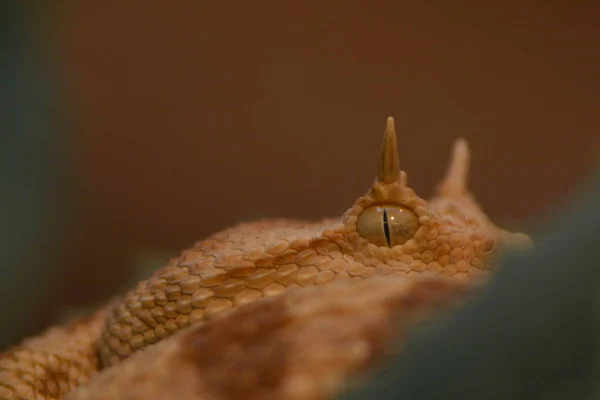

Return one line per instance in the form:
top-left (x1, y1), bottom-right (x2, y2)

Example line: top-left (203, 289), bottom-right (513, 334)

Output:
top-left (356, 205), bottom-right (419, 247)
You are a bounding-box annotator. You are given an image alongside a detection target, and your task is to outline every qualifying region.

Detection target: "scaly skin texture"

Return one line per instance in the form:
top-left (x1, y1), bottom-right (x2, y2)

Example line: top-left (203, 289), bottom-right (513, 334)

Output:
top-left (67, 276), bottom-right (476, 400)
top-left (0, 117), bottom-right (532, 400)
top-left (0, 310), bottom-right (106, 400)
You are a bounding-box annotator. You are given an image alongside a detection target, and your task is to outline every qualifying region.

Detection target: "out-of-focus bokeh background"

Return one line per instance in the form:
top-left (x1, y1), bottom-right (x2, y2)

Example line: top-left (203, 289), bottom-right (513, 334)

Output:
top-left (1, 2), bottom-right (598, 348)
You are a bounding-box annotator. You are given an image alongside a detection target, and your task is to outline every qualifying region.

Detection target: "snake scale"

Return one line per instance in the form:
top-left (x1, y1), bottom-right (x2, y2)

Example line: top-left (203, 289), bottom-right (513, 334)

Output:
top-left (0, 118), bottom-right (532, 399)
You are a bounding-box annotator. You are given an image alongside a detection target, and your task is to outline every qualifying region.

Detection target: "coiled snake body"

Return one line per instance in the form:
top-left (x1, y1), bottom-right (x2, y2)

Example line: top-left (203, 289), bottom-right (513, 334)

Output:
top-left (0, 118), bottom-right (532, 400)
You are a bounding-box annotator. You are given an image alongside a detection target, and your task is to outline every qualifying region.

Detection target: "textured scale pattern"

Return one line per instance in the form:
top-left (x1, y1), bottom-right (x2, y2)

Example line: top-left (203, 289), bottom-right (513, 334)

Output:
top-left (69, 276), bottom-right (475, 400)
top-left (0, 310), bottom-right (106, 400)
top-left (0, 118), bottom-right (533, 400)
top-left (100, 186), bottom-right (498, 367)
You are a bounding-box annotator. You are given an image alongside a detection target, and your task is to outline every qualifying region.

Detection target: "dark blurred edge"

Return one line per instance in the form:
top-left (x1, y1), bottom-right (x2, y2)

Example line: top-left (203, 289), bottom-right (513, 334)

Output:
top-left (338, 169), bottom-right (600, 399)
top-left (0, 2), bottom-right (75, 348)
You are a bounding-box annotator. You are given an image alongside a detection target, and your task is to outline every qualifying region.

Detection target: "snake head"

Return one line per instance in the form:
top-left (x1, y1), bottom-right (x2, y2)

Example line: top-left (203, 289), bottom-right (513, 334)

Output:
top-left (96, 117), bottom-right (533, 367)
top-left (336, 117), bottom-right (532, 279)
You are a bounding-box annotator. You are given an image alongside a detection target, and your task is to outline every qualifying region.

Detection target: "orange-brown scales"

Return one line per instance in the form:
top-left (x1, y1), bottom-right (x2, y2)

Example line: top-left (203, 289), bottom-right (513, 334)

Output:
top-left (67, 276), bottom-right (476, 400)
top-left (0, 117), bottom-right (532, 400)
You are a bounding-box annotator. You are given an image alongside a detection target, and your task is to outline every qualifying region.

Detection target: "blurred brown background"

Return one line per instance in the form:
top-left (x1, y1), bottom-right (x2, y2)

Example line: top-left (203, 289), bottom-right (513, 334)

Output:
top-left (38, 3), bottom-right (599, 320)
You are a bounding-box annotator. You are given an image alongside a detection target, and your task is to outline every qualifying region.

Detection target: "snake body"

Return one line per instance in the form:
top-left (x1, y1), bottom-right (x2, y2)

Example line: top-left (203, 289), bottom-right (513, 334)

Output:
top-left (0, 118), bottom-right (532, 400)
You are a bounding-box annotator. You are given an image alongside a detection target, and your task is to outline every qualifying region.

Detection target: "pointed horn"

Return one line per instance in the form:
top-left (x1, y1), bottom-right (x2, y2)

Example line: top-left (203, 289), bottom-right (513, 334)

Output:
top-left (378, 117), bottom-right (400, 183)
top-left (439, 138), bottom-right (470, 195)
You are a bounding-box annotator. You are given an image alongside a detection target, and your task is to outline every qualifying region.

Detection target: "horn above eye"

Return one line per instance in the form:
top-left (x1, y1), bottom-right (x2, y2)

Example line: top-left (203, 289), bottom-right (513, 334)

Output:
top-left (356, 205), bottom-right (419, 247)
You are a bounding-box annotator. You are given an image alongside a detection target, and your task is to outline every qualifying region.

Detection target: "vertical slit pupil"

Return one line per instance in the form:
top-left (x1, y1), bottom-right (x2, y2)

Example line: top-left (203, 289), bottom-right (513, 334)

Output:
top-left (382, 208), bottom-right (392, 247)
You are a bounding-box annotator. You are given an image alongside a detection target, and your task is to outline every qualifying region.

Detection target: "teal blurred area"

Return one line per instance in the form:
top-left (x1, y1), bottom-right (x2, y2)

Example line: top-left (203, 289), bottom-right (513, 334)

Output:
top-left (0, 2), bottom-right (73, 347)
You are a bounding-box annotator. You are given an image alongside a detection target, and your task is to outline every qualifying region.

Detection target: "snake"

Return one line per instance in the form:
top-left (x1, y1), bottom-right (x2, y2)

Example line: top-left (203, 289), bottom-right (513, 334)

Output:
top-left (0, 117), bottom-right (532, 400)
